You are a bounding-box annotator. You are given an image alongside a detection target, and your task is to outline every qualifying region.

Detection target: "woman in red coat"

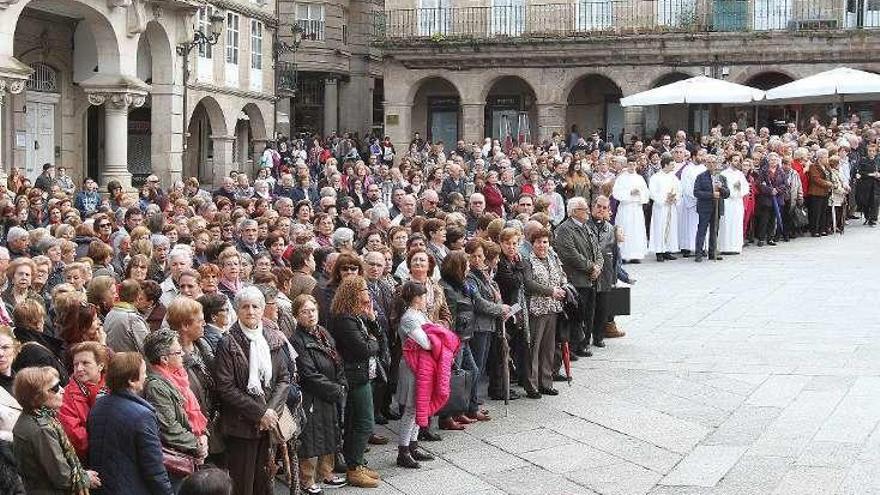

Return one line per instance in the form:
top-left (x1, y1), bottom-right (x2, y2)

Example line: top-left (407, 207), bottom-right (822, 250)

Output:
top-left (742, 158), bottom-right (758, 242)
top-left (58, 341), bottom-right (108, 460)
top-left (482, 170), bottom-right (505, 218)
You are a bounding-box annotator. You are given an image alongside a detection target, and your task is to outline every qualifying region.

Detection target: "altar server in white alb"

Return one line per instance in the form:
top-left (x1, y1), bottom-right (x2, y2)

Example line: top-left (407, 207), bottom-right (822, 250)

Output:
top-left (648, 154), bottom-right (682, 262)
top-left (612, 159), bottom-right (649, 263)
top-left (678, 152), bottom-right (707, 256)
top-left (718, 159), bottom-right (750, 254)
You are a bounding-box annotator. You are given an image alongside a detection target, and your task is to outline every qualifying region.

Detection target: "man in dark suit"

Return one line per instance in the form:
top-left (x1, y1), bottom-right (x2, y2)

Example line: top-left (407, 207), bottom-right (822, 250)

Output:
top-left (553, 196), bottom-right (602, 356)
top-left (693, 155), bottom-right (730, 262)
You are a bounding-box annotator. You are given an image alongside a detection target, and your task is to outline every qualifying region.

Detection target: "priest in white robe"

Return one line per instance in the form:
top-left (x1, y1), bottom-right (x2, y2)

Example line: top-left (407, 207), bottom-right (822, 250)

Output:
top-left (649, 154), bottom-right (682, 262)
top-left (678, 157), bottom-right (707, 255)
top-left (718, 162), bottom-right (749, 254)
top-left (612, 162), bottom-right (649, 262)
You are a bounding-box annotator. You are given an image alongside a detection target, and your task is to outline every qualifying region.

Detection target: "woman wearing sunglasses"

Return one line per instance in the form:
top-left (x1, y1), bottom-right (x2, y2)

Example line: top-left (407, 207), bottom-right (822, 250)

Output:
top-left (12, 366), bottom-right (101, 494)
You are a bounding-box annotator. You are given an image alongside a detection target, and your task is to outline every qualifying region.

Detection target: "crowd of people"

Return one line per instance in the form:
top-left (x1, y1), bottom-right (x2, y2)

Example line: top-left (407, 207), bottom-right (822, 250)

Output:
top-left (0, 112), bottom-right (877, 495)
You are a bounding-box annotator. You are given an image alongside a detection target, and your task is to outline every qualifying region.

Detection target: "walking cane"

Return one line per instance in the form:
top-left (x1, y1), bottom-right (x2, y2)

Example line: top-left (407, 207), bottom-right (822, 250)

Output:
top-left (712, 195), bottom-right (719, 259)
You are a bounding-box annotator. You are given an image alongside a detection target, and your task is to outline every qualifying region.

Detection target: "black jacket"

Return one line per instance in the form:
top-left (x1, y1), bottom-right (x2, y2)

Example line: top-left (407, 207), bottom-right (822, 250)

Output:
top-left (328, 314), bottom-right (379, 386)
top-left (290, 327), bottom-right (346, 459)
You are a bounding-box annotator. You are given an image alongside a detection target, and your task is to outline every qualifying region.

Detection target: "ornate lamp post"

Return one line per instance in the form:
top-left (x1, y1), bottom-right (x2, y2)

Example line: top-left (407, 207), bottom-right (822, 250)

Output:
top-left (178, 12), bottom-right (225, 172)
top-left (273, 23), bottom-right (304, 139)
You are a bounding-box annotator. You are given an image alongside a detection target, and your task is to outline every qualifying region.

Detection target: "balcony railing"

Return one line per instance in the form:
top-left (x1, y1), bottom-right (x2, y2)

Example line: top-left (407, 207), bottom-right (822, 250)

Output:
top-left (378, 0), bottom-right (880, 41)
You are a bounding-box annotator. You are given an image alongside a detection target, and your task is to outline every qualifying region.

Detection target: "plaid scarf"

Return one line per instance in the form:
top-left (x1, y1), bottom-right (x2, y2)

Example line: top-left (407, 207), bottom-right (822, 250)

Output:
top-left (303, 325), bottom-right (341, 365)
top-left (33, 406), bottom-right (90, 494)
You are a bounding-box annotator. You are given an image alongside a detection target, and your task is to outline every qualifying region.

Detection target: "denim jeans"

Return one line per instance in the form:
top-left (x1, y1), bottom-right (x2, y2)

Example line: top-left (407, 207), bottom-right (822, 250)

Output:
top-left (468, 332), bottom-right (492, 409)
top-left (454, 340), bottom-right (480, 413)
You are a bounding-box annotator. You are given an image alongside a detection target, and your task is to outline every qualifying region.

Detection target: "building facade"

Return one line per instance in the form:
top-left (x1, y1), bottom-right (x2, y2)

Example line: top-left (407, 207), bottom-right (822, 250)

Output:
top-left (275, 0), bottom-right (384, 140)
top-left (377, 0), bottom-right (880, 152)
top-left (0, 0), bottom-right (276, 189)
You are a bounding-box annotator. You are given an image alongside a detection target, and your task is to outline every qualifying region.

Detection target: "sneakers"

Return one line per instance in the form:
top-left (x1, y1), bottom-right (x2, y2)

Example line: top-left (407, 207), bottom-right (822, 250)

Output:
top-left (346, 466), bottom-right (379, 488)
top-left (302, 484), bottom-right (323, 495)
top-left (322, 475), bottom-right (347, 489)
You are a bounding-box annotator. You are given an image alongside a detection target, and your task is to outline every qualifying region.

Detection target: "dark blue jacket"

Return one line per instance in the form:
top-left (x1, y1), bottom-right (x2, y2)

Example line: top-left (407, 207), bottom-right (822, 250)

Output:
top-left (694, 170), bottom-right (730, 216)
top-left (88, 391), bottom-right (172, 495)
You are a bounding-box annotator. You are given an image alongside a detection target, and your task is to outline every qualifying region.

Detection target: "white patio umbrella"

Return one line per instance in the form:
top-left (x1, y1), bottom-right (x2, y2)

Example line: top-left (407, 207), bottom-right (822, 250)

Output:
top-left (620, 76), bottom-right (765, 107)
top-left (764, 67), bottom-right (880, 104)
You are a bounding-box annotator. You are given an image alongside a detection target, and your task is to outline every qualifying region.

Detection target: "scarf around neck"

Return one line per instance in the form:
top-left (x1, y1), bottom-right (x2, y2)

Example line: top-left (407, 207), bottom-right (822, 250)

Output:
top-left (240, 323), bottom-right (273, 396)
top-left (153, 364), bottom-right (208, 436)
top-left (33, 406), bottom-right (90, 494)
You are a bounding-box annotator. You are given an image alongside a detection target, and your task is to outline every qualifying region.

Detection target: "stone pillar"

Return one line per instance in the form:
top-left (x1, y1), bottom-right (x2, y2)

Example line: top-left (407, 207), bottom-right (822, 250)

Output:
top-left (323, 78), bottom-right (338, 135)
top-left (276, 97), bottom-right (291, 139)
top-left (623, 106), bottom-right (646, 142)
top-left (211, 134), bottom-right (235, 187)
top-left (537, 102), bottom-right (566, 142)
top-left (0, 74), bottom-right (28, 172)
top-left (384, 102), bottom-right (411, 164)
top-left (86, 91), bottom-right (147, 190)
top-left (461, 102), bottom-right (485, 146)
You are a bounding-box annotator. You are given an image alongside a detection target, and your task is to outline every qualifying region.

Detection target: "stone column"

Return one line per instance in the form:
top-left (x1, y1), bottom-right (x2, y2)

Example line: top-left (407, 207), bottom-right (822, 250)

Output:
top-left (384, 102), bottom-right (411, 163)
top-left (0, 75), bottom-right (28, 172)
top-left (537, 102), bottom-right (566, 142)
top-left (323, 78), bottom-right (338, 135)
top-left (276, 96), bottom-right (291, 139)
top-left (461, 102), bottom-right (485, 146)
top-left (211, 134), bottom-right (235, 187)
top-left (86, 91), bottom-right (147, 190)
top-left (623, 106), bottom-right (646, 142)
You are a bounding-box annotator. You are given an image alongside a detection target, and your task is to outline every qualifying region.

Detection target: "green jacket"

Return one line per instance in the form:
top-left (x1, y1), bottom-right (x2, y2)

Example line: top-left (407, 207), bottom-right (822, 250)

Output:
top-left (12, 413), bottom-right (78, 495)
top-left (143, 371), bottom-right (200, 456)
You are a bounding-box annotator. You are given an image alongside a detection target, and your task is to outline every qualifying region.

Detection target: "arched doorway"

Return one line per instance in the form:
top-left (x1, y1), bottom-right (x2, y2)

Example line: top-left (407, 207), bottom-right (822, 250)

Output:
top-left (484, 76), bottom-right (537, 145)
top-left (186, 97), bottom-right (227, 183)
top-left (411, 77), bottom-right (461, 147)
top-left (12, 0), bottom-right (122, 184)
top-left (23, 62), bottom-right (60, 180)
top-left (137, 20), bottom-right (176, 186)
top-left (235, 103), bottom-right (268, 177)
top-left (566, 74), bottom-right (623, 145)
top-left (746, 72), bottom-right (795, 132)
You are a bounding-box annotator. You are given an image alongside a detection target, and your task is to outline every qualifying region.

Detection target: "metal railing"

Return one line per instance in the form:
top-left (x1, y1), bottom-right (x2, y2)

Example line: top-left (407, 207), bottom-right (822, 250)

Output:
top-left (377, 0), bottom-right (880, 40)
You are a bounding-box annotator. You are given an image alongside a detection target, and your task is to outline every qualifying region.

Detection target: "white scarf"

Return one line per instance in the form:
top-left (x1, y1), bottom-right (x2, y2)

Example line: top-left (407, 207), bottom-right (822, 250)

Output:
top-left (241, 322), bottom-right (273, 396)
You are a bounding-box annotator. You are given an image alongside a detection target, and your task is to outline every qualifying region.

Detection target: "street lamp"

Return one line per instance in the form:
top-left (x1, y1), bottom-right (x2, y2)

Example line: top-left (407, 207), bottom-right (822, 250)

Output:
top-left (177, 13), bottom-right (226, 56)
top-left (273, 24), bottom-right (304, 139)
top-left (178, 12), bottom-right (225, 179)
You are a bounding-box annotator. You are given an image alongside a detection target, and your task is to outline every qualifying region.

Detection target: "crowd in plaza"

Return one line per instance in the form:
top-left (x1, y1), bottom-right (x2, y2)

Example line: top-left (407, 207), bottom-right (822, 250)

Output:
top-left (0, 111), bottom-right (877, 495)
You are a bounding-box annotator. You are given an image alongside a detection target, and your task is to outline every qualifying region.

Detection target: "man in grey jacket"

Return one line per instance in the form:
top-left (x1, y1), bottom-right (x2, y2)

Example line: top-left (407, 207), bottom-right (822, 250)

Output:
top-left (586, 196), bottom-right (617, 349)
top-left (553, 196), bottom-right (603, 357)
top-left (104, 279), bottom-right (151, 353)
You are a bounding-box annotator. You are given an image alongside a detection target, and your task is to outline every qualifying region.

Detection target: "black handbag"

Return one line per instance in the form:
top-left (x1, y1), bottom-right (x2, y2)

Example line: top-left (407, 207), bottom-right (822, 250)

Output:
top-left (437, 368), bottom-right (473, 417)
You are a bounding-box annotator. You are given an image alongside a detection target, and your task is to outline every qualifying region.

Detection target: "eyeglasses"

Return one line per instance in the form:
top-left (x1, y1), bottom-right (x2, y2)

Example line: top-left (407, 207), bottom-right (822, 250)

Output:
top-left (166, 350), bottom-right (184, 357)
top-left (48, 381), bottom-right (62, 394)
top-left (340, 265), bottom-right (360, 272)
top-left (98, 223), bottom-right (111, 228)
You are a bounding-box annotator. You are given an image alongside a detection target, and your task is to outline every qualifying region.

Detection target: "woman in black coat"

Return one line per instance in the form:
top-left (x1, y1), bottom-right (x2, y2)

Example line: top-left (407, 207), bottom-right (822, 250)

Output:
top-left (328, 276), bottom-right (380, 488)
top-left (290, 295), bottom-right (347, 495)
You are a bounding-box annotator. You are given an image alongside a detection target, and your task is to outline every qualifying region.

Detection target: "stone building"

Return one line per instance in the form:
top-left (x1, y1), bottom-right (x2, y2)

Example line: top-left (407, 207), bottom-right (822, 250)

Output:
top-left (275, 0), bottom-right (384, 139)
top-left (0, 0), bottom-right (277, 189)
top-left (377, 0), bottom-right (880, 152)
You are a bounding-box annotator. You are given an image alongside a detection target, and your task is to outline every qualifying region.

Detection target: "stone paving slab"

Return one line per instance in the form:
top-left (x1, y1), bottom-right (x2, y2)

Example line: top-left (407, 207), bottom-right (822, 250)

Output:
top-left (659, 445), bottom-right (748, 487)
top-left (307, 224), bottom-right (880, 495)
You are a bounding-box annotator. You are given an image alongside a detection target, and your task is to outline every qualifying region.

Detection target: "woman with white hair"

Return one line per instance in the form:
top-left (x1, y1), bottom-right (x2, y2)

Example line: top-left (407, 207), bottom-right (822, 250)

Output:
top-left (213, 286), bottom-right (291, 495)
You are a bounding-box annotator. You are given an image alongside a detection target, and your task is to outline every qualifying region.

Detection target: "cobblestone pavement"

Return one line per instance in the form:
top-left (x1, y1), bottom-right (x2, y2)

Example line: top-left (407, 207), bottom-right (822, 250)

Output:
top-left (287, 223), bottom-right (880, 495)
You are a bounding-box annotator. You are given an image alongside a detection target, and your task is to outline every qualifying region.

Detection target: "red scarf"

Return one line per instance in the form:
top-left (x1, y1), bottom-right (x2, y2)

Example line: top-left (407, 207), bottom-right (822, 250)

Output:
top-left (154, 364), bottom-right (208, 436)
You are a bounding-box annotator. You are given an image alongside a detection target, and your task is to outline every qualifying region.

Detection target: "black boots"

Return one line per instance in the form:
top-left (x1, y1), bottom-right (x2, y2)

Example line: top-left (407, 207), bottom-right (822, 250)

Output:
top-left (397, 443), bottom-right (434, 468)
top-left (397, 446), bottom-right (420, 468)
top-left (410, 442), bottom-right (435, 461)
